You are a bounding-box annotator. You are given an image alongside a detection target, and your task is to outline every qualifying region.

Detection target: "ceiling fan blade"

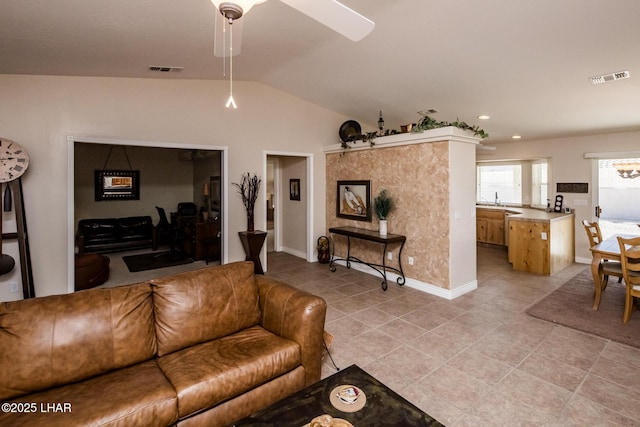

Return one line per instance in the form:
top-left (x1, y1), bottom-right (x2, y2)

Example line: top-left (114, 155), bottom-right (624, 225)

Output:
top-left (279, 0), bottom-right (375, 41)
top-left (213, 10), bottom-right (244, 57)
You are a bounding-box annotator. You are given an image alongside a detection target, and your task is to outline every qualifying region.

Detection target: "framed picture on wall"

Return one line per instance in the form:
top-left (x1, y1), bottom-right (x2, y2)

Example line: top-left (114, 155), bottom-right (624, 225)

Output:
top-left (289, 179), bottom-right (301, 201)
top-left (95, 170), bottom-right (140, 201)
top-left (336, 180), bottom-right (371, 221)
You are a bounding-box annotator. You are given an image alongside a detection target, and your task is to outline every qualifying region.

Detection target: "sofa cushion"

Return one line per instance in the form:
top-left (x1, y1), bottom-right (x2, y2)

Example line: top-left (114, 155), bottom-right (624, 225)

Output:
top-left (151, 261), bottom-right (260, 356)
top-left (0, 360), bottom-right (177, 427)
top-left (157, 325), bottom-right (300, 419)
top-left (178, 367), bottom-right (306, 427)
top-left (117, 216), bottom-right (153, 240)
top-left (0, 283), bottom-right (156, 400)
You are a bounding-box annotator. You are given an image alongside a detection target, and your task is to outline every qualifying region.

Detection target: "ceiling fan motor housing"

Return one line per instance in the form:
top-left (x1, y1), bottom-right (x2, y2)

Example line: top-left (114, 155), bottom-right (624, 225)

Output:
top-left (218, 2), bottom-right (245, 20)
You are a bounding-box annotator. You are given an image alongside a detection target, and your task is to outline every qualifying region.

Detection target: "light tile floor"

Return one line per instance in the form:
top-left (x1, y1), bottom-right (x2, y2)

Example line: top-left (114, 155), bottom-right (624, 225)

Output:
top-left (265, 245), bottom-right (640, 426)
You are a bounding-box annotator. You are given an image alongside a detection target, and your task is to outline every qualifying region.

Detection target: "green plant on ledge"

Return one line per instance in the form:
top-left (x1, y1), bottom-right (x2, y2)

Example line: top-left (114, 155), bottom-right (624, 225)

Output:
top-left (373, 188), bottom-right (396, 220)
top-left (340, 131), bottom-right (379, 149)
top-left (412, 113), bottom-right (489, 139)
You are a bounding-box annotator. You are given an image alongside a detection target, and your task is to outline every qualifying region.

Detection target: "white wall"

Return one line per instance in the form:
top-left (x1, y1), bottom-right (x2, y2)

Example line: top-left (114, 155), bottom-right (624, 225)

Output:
top-left (0, 74), bottom-right (348, 300)
top-left (477, 130), bottom-right (640, 263)
top-left (280, 156), bottom-right (307, 258)
top-left (449, 140), bottom-right (478, 292)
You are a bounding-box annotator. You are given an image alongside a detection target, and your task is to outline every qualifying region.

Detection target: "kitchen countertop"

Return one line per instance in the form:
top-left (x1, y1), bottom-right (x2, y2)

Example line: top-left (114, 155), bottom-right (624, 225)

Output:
top-left (476, 205), bottom-right (574, 222)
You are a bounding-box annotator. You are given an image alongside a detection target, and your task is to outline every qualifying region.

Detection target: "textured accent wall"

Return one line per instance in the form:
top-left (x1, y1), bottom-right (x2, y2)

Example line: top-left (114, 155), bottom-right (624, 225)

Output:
top-left (326, 141), bottom-right (451, 289)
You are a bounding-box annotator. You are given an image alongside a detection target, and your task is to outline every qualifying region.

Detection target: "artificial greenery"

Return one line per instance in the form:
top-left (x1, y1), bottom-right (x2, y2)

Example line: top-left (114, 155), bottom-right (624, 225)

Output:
top-left (340, 112), bottom-right (488, 150)
top-left (412, 113), bottom-right (489, 139)
top-left (373, 188), bottom-right (395, 220)
top-left (232, 172), bottom-right (261, 231)
top-left (340, 131), bottom-right (379, 149)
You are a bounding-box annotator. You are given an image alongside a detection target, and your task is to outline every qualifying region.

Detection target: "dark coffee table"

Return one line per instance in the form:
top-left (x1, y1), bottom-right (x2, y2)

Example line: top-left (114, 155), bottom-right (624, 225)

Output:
top-left (232, 364), bottom-right (443, 426)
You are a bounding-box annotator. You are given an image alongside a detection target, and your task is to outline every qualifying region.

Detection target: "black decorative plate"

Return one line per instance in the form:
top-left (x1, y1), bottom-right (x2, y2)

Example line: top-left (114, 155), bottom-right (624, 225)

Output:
top-left (339, 120), bottom-right (361, 142)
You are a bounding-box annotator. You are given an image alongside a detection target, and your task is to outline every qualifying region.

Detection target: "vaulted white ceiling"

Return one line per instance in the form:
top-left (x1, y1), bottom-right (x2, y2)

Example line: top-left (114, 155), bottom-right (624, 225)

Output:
top-left (2, 0), bottom-right (639, 143)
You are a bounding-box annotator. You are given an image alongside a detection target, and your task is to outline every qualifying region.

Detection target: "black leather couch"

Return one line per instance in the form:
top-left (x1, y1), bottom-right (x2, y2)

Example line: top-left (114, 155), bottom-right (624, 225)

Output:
top-left (77, 216), bottom-right (157, 254)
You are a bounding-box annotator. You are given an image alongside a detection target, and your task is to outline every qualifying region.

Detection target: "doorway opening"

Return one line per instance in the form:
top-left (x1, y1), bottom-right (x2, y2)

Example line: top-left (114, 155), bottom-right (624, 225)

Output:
top-left (263, 152), bottom-right (314, 271)
top-left (68, 137), bottom-right (228, 293)
top-left (596, 157), bottom-right (640, 238)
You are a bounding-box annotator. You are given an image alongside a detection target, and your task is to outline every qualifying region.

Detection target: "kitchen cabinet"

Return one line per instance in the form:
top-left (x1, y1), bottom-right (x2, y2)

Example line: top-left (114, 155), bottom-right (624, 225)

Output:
top-left (476, 208), bottom-right (506, 245)
top-left (507, 213), bottom-right (574, 275)
top-left (476, 206), bottom-right (575, 276)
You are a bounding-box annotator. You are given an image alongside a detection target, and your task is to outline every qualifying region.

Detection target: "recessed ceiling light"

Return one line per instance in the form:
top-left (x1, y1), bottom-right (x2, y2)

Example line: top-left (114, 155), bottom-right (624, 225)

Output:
top-left (477, 115), bottom-right (490, 120)
top-left (511, 135), bottom-right (522, 140)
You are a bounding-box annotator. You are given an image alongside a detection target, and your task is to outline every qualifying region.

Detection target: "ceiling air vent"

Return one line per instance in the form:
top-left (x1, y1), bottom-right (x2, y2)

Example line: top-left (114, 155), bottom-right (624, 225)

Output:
top-left (148, 66), bottom-right (183, 73)
top-left (590, 70), bottom-right (630, 85)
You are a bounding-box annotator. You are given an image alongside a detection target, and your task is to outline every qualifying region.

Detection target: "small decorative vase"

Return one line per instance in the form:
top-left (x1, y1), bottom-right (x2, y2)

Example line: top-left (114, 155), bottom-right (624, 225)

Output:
top-left (247, 210), bottom-right (255, 232)
top-left (379, 219), bottom-right (388, 237)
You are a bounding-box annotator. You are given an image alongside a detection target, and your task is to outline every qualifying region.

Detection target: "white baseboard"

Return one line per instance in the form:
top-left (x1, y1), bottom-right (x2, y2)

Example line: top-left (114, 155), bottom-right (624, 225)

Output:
top-left (575, 257), bottom-right (591, 265)
top-left (331, 260), bottom-right (477, 300)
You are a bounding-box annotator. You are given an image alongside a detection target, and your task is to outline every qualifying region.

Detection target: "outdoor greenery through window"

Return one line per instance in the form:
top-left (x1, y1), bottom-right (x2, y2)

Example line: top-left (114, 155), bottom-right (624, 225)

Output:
top-left (476, 164), bottom-right (522, 205)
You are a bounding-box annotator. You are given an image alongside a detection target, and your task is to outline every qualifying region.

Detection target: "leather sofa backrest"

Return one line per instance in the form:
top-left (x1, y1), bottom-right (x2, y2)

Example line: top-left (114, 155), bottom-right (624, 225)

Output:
top-left (117, 216), bottom-right (153, 237)
top-left (151, 261), bottom-right (260, 357)
top-left (77, 216), bottom-right (153, 240)
top-left (78, 218), bottom-right (119, 238)
top-left (0, 283), bottom-right (156, 401)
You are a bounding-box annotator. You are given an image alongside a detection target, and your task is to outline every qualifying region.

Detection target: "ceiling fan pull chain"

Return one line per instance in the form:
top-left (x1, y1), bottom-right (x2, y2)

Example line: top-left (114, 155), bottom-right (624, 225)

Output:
top-left (225, 19), bottom-right (237, 109)
top-left (222, 14), bottom-right (226, 78)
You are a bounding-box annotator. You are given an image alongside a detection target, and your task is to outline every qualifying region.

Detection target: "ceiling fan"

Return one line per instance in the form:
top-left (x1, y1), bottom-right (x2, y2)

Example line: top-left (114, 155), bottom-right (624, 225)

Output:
top-left (212, 0), bottom-right (375, 57)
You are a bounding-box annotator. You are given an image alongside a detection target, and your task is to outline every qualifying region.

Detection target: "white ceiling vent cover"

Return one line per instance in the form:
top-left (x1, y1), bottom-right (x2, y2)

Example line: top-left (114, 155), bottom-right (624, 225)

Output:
top-left (149, 66), bottom-right (183, 73)
top-left (590, 70), bottom-right (630, 85)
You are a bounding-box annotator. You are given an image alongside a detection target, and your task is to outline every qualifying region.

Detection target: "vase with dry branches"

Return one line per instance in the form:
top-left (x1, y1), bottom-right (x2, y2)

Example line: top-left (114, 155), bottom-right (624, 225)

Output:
top-left (233, 172), bottom-right (261, 232)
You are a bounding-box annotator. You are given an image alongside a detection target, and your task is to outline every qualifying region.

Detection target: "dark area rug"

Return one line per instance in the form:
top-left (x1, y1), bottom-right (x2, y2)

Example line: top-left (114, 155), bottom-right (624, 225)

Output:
top-left (527, 269), bottom-right (640, 348)
top-left (122, 251), bottom-right (193, 273)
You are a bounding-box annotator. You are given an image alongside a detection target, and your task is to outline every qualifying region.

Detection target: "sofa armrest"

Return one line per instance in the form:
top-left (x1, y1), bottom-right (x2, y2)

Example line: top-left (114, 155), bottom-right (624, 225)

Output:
top-left (256, 275), bottom-right (327, 386)
top-left (77, 234), bottom-right (86, 255)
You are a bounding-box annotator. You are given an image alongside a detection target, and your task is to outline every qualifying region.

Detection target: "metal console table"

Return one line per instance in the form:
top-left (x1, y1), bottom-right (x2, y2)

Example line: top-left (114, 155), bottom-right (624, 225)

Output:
top-left (328, 226), bottom-right (406, 291)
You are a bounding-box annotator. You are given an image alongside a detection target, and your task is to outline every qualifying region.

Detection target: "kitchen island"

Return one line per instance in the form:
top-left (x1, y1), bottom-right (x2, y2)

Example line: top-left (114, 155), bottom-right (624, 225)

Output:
top-left (477, 206), bottom-right (575, 275)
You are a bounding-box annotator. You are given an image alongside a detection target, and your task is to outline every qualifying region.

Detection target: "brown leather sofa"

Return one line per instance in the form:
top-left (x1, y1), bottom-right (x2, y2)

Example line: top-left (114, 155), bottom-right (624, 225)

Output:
top-left (0, 261), bottom-right (327, 426)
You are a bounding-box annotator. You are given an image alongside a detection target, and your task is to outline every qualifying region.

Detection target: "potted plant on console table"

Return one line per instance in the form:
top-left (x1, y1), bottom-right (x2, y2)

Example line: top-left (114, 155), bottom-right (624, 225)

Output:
top-left (374, 188), bottom-right (395, 237)
top-left (233, 172), bottom-right (266, 274)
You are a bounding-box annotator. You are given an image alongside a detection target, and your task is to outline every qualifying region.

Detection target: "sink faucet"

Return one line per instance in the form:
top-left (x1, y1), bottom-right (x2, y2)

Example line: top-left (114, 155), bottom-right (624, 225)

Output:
top-left (494, 192), bottom-right (499, 206)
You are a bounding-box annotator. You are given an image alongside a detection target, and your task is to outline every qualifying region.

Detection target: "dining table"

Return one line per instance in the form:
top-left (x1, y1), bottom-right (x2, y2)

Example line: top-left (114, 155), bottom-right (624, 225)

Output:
top-left (589, 233), bottom-right (637, 310)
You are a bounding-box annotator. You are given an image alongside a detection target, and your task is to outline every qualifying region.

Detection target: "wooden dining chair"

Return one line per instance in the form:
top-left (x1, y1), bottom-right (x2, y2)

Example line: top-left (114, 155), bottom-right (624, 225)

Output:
top-left (582, 220), bottom-right (623, 285)
top-left (617, 236), bottom-right (640, 324)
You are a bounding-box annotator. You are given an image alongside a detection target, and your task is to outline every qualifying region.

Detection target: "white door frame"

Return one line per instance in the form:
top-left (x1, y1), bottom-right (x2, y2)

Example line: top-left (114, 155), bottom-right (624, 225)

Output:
top-left (586, 150), bottom-right (640, 222)
top-left (262, 150), bottom-right (314, 272)
top-left (67, 136), bottom-right (229, 294)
